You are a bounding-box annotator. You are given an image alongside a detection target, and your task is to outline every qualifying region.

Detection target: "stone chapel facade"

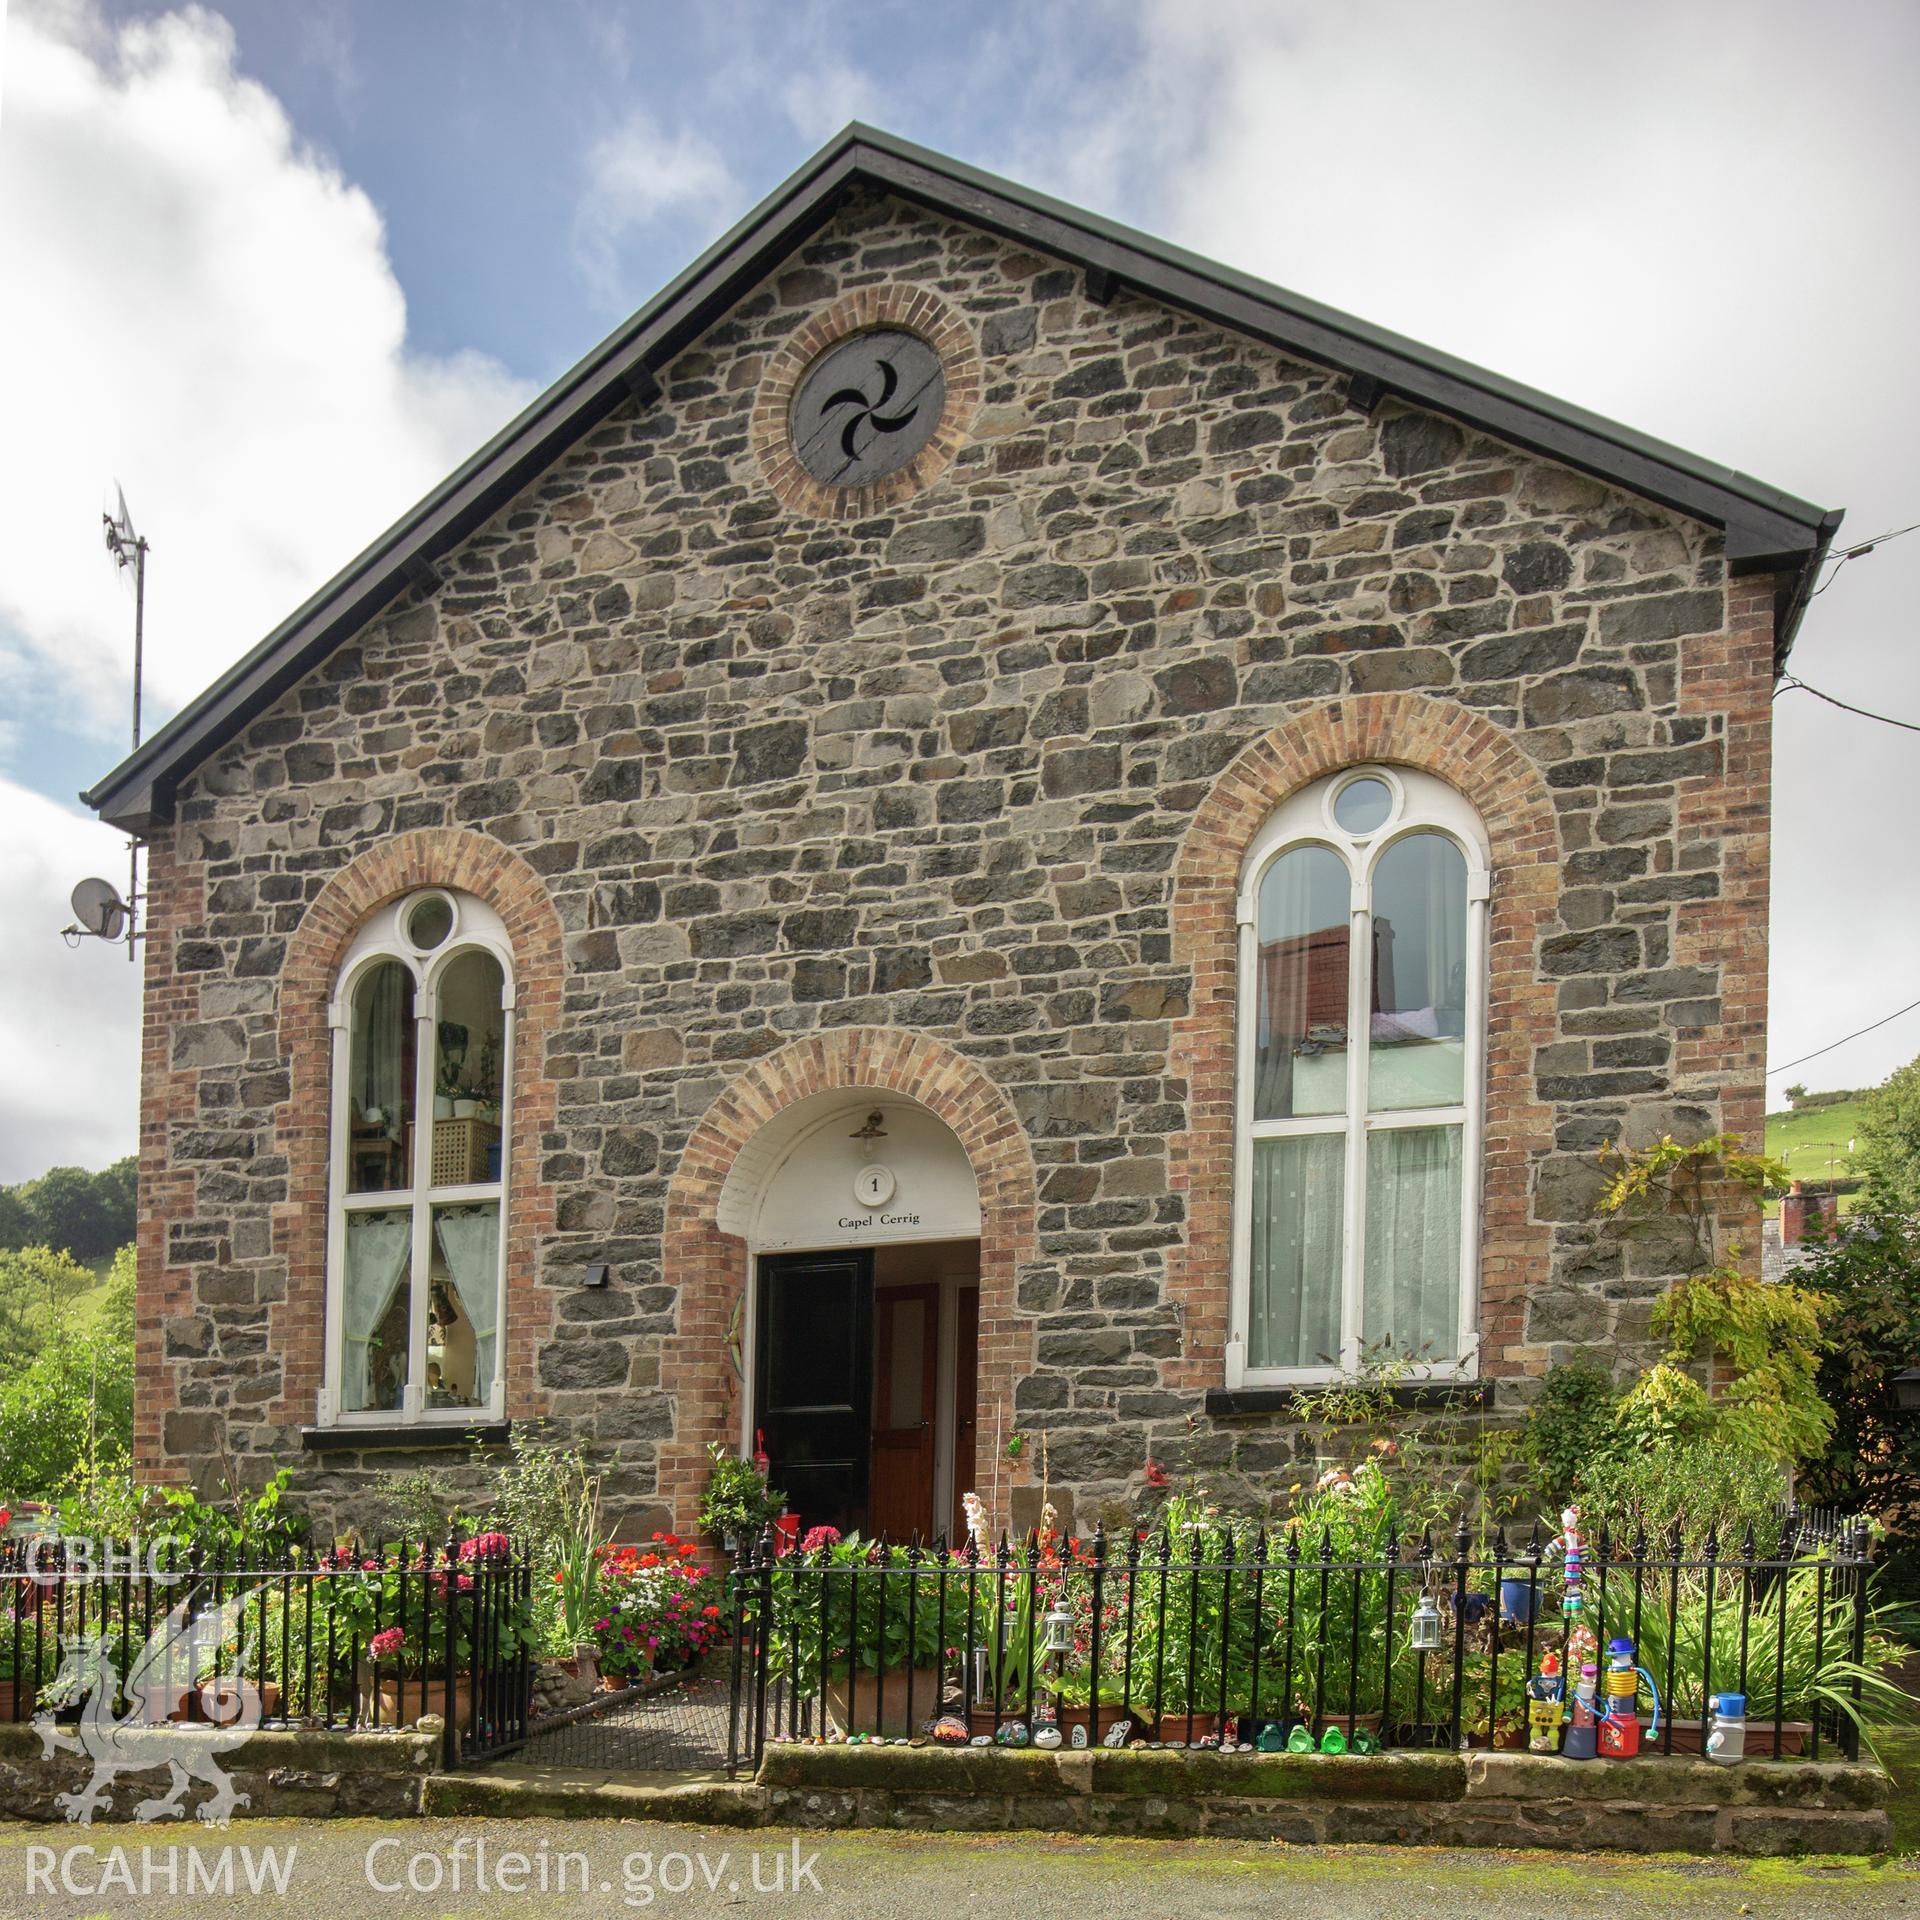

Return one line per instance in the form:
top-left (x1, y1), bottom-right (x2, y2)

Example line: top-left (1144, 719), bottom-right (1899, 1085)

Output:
top-left (86, 129), bottom-right (1838, 1540)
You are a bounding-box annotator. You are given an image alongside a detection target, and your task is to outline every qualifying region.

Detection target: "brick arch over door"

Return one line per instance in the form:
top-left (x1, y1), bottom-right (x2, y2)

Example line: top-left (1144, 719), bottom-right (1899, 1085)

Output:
top-left (1165, 693), bottom-right (1562, 1385)
top-left (659, 1029), bottom-right (1039, 1534)
top-left (274, 829), bottom-right (566, 1428)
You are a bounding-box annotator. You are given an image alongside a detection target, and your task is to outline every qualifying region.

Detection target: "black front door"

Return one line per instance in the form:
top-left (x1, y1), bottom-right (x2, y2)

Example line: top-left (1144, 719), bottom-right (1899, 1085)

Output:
top-left (755, 1249), bottom-right (873, 1536)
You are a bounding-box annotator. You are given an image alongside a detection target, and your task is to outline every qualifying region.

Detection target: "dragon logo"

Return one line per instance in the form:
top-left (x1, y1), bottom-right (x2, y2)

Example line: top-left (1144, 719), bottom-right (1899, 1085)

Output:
top-left (33, 1592), bottom-right (264, 1825)
top-left (817, 357), bottom-right (924, 463)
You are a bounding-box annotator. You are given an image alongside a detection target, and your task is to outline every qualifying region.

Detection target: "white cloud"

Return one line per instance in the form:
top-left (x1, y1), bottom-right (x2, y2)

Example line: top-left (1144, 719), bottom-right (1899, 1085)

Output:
top-left (0, 0), bottom-right (536, 1181)
top-left (0, 778), bottom-right (141, 1183)
top-left (779, 58), bottom-right (883, 145)
top-left (0, 0), bottom-right (533, 737)
top-left (575, 111), bottom-right (740, 302)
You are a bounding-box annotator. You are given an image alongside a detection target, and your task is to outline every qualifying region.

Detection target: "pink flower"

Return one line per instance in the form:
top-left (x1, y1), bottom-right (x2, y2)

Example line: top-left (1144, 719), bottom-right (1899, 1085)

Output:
top-left (369, 1627), bottom-right (405, 1661)
top-left (800, 1526), bottom-right (841, 1552)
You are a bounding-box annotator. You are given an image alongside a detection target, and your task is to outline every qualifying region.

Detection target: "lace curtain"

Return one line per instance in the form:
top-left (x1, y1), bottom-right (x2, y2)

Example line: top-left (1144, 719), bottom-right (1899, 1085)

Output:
top-left (434, 1205), bottom-right (500, 1402)
top-left (1362, 1126), bottom-right (1463, 1363)
top-left (343, 1211), bottom-right (411, 1411)
top-left (1248, 1133), bottom-right (1345, 1370)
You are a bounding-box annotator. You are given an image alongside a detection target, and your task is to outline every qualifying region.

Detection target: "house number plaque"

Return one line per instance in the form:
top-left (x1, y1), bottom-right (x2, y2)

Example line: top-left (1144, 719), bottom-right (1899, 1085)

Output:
top-left (853, 1163), bottom-right (897, 1210)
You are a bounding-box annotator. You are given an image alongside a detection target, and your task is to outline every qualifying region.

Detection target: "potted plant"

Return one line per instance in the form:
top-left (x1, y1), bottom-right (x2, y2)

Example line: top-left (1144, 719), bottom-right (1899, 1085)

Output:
top-left (589, 1535), bottom-right (725, 1690)
top-left (698, 1443), bottom-right (786, 1554)
top-left (315, 1532), bottom-right (530, 1730)
top-left (768, 1533), bottom-right (955, 1737)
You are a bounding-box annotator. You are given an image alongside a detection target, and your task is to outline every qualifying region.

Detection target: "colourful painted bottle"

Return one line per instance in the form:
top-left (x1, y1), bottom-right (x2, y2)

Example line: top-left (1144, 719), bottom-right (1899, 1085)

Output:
top-left (1562, 1665), bottom-right (1599, 1760)
top-left (1706, 1693), bottom-right (1746, 1765)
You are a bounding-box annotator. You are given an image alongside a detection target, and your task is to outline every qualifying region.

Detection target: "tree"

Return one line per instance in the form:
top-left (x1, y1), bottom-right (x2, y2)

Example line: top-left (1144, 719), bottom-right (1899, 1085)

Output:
top-left (2, 1159), bottom-right (137, 1264)
top-left (1855, 1059), bottom-right (1920, 1218)
top-left (1785, 1083), bottom-right (1807, 1106)
top-left (0, 1247), bottom-right (135, 1501)
top-left (0, 1246), bottom-right (93, 1360)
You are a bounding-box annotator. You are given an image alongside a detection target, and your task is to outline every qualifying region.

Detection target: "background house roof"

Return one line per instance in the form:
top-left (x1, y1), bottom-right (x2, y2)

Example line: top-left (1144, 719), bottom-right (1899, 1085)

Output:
top-left (83, 123), bottom-right (1840, 835)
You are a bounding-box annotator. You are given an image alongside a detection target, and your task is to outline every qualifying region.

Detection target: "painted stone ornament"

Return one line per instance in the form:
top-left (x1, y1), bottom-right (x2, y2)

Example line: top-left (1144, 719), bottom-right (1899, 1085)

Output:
top-left (970, 1734), bottom-right (993, 1747)
top-left (931, 1715), bottom-right (969, 1745)
top-left (1033, 1724), bottom-right (1062, 1749)
top-left (995, 1720), bottom-right (1030, 1748)
top-left (1102, 1719), bottom-right (1132, 1748)
top-left (1256, 1724), bottom-right (1286, 1752)
top-left (1070, 1723), bottom-right (1088, 1749)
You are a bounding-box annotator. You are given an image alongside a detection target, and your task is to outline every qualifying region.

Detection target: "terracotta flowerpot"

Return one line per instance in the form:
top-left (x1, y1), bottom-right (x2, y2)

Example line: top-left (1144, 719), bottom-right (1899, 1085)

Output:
top-left (1657, 1719), bottom-right (1811, 1758)
top-left (598, 1671), bottom-right (633, 1692)
top-left (368, 1675), bottom-right (472, 1729)
top-left (827, 1667), bottom-right (944, 1738)
top-left (131, 1686), bottom-right (199, 1725)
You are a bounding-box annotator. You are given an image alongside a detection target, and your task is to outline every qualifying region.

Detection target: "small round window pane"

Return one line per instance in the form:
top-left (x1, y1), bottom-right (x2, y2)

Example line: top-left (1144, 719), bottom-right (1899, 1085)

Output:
top-left (791, 330), bottom-right (945, 487)
top-left (406, 894), bottom-right (455, 952)
top-left (1332, 777), bottom-right (1393, 835)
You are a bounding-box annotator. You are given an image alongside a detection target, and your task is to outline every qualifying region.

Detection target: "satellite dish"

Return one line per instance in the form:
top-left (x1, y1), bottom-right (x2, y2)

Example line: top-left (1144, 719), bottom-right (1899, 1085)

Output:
top-left (70, 878), bottom-right (127, 942)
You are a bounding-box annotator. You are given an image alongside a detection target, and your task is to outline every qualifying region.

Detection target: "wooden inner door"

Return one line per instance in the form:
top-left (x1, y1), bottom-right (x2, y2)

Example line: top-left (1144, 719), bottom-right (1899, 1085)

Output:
top-left (868, 1283), bottom-right (939, 1541)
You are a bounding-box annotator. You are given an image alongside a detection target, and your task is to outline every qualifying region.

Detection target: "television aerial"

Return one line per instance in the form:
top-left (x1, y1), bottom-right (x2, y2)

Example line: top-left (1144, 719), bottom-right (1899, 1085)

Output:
top-left (62, 486), bottom-right (148, 962)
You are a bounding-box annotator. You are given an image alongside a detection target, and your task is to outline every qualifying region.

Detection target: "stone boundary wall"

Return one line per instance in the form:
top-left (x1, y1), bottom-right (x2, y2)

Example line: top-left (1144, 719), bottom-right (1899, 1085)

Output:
top-left (0, 1722), bottom-right (439, 1823)
top-left (746, 1744), bottom-right (1889, 1856)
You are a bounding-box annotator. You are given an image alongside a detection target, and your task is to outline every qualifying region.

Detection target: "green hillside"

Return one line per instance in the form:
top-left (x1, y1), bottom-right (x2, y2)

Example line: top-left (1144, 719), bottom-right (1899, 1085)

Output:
top-left (1764, 1096), bottom-right (1869, 1213)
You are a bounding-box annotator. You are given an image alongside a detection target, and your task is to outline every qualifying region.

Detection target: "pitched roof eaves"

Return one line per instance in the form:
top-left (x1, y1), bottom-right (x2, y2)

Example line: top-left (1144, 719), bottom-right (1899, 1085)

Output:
top-left (84, 122), bottom-right (1837, 832)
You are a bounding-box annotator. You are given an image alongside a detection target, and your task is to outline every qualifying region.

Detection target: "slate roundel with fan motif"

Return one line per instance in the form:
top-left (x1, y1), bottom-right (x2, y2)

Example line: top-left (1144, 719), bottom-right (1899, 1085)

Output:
top-left (790, 330), bottom-right (946, 488)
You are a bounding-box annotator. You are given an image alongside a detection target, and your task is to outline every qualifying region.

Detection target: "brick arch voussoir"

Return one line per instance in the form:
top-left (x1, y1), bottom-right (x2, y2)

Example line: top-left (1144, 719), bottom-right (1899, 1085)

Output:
top-left (272, 829), bottom-right (566, 1429)
top-left (657, 1028), bottom-right (1038, 1535)
top-left (1164, 693), bottom-right (1560, 1388)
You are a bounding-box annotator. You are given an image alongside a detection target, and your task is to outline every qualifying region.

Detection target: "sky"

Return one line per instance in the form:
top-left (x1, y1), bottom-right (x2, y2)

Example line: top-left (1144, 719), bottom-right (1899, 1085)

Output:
top-left (0, 0), bottom-right (1915, 1182)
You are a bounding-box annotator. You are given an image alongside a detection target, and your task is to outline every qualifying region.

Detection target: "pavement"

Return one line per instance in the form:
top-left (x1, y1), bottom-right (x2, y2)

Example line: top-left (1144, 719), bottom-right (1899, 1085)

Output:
top-left (0, 1817), bottom-right (1915, 1919)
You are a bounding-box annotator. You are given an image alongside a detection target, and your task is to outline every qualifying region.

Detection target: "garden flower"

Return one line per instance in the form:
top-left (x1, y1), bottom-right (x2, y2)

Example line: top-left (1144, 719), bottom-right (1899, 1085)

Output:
top-left (369, 1627), bottom-right (405, 1661)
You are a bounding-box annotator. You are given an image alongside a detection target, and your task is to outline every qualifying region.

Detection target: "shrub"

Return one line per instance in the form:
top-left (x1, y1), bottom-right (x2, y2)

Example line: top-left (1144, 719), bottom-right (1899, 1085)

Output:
top-left (1794, 1209), bottom-right (1920, 1533)
top-left (1522, 1360), bottom-right (1618, 1509)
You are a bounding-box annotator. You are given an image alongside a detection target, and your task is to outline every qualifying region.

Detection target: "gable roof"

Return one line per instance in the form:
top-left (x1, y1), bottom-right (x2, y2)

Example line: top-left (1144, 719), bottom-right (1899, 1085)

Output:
top-left (84, 123), bottom-right (1841, 835)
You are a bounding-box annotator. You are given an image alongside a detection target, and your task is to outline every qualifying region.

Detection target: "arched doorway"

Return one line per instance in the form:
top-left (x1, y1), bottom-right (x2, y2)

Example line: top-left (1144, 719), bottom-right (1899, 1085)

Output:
top-left (658, 1028), bottom-right (1038, 1541)
top-left (723, 1091), bottom-right (982, 1539)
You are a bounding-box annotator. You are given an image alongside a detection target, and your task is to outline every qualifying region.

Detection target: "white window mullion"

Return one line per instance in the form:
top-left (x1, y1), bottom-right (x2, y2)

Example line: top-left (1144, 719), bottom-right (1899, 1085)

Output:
top-left (1226, 905), bottom-right (1258, 1388)
top-left (1458, 875), bottom-right (1491, 1376)
top-left (405, 993), bottom-right (437, 1422)
top-left (320, 1002), bottom-right (352, 1426)
top-left (1340, 872), bottom-right (1370, 1372)
top-left (489, 1001), bottom-right (515, 1419)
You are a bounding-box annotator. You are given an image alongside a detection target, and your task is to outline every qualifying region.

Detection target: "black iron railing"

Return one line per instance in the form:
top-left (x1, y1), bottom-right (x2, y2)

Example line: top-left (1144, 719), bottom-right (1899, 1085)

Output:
top-left (724, 1514), bottom-right (1885, 1776)
top-left (0, 1528), bottom-right (534, 1765)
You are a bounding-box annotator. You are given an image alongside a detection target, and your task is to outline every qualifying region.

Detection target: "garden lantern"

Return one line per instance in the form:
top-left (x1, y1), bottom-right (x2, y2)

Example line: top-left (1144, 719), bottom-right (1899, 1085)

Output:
top-left (1042, 1599), bottom-right (1074, 1657)
top-left (1409, 1595), bottom-right (1443, 1652)
top-left (1889, 1367), bottom-right (1920, 1413)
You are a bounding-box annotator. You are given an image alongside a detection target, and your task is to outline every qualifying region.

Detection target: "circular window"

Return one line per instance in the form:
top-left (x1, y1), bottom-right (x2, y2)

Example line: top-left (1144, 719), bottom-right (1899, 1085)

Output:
top-left (404, 892), bottom-right (456, 953)
top-left (790, 330), bottom-right (946, 487)
top-left (1331, 776), bottom-right (1395, 836)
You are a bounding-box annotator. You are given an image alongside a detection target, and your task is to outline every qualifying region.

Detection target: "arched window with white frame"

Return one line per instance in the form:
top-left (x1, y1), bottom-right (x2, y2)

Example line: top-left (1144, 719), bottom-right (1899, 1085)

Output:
top-left (1227, 766), bottom-right (1489, 1386)
top-left (321, 888), bottom-right (513, 1425)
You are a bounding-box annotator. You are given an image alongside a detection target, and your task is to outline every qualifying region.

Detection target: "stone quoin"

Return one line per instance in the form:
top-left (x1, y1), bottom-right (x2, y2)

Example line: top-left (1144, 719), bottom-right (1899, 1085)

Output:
top-left (84, 127), bottom-right (1838, 1539)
